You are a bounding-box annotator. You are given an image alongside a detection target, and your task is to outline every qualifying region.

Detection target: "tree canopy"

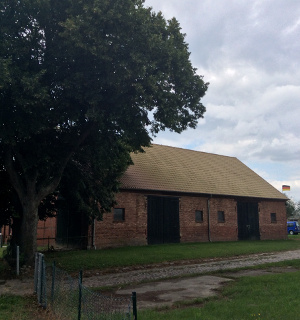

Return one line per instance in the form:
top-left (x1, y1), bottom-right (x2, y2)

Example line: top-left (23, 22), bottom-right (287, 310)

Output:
top-left (286, 198), bottom-right (300, 219)
top-left (0, 0), bottom-right (208, 263)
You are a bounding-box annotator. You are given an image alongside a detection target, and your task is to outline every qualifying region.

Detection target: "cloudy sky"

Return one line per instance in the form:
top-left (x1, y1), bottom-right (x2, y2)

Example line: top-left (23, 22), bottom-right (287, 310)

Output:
top-left (144, 0), bottom-right (300, 202)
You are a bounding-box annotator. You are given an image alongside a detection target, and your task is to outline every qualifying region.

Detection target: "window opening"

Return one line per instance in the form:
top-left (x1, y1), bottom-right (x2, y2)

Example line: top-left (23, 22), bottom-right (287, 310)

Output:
top-left (195, 210), bottom-right (203, 223)
top-left (271, 212), bottom-right (277, 223)
top-left (218, 211), bottom-right (225, 223)
top-left (114, 208), bottom-right (125, 222)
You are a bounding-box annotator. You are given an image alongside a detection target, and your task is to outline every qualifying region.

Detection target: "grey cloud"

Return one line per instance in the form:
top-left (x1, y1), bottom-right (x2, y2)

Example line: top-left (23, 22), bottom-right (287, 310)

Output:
top-left (146, 0), bottom-right (300, 199)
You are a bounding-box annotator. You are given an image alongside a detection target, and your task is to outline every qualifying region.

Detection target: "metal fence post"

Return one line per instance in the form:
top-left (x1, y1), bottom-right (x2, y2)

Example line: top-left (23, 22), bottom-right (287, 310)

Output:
top-left (78, 270), bottom-right (83, 320)
top-left (41, 254), bottom-right (47, 308)
top-left (16, 246), bottom-right (19, 276)
top-left (51, 261), bottom-right (56, 303)
top-left (34, 253), bottom-right (39, 293)
top-left (132, 291), bottom-right (137, 320)
top-left (37, 253), bottom-right (43, 304)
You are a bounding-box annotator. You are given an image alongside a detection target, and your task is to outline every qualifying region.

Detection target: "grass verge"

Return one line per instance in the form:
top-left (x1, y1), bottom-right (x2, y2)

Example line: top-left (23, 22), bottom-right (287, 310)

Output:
top-left (44, 239), bottom-right (300, 273)
top-left (139, 268), bottom-right (300, 319)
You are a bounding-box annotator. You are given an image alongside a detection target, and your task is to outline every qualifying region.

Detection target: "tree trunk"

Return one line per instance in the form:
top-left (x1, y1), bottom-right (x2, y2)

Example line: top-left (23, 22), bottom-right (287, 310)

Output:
top-left (10, 217), bottom-right (22, 248)
top-left (4, 138), bottom-right (85, 265)
top-left (20, 199), bottom-right (40, 265)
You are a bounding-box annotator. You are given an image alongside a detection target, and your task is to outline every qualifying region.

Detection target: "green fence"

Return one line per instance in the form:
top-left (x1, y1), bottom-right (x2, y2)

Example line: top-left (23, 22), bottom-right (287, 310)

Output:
top-left (34, 253), bottom-right (137, 320)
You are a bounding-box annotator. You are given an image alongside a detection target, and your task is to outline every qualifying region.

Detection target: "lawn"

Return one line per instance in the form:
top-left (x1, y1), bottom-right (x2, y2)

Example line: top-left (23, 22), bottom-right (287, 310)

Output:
top-left (44, 238), bottom-right (300, 273)
top-left (0, 295), bottom-right (32, 320)
top-left (139, 269), bottom-right (300, 319)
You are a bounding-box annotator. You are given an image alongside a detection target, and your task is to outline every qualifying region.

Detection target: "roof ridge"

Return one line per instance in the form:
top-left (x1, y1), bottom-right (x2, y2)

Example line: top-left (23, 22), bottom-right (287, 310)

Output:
top-left (150, 143), bottom-right (237, 159)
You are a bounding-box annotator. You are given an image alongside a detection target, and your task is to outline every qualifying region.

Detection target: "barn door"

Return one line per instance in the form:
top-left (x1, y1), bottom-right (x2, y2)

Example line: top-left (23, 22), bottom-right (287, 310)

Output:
top-left (237, 202), bottom-right (260, 240)
top-left (147, 196), bottom-right (180, 244)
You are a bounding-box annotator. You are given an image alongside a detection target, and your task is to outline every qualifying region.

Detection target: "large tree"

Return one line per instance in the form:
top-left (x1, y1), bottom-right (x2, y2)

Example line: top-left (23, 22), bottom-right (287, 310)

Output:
top-left (0, 0), bottom-right (208, 263)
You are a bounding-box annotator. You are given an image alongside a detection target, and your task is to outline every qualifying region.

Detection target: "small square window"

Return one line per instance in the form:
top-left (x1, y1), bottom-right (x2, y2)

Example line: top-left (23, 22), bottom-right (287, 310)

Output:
top-left (195, 210), bottom-right (203, 223)
top-left (218, 211), bottom-right (225, 223)
top-left (271, 212), bottom-right (277, 223)
top-left (114, 208), bottom-right (125, 222)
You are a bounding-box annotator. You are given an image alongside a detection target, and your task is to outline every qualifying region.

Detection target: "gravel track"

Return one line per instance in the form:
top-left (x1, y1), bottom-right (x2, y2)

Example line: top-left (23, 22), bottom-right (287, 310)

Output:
top-left (82, 249), bottom-right (300, 288)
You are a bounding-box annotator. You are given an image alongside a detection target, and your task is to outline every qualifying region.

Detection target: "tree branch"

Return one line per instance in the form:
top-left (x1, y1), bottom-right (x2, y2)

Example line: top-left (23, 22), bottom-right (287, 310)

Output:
top-left (3, 147), bottom-right (26, 201)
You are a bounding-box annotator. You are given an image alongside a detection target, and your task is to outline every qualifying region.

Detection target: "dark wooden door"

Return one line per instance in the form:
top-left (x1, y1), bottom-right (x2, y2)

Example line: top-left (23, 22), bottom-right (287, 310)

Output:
top-left (237, 202), bottom-right (260, 240)
top-left (147, 196), bottom-right (180, 244)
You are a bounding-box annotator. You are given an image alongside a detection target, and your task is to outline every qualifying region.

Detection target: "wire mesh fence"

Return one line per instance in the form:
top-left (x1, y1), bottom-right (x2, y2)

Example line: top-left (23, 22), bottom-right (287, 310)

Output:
top-left (34, 253), bottom-right (136, 320)
top-left (80, 285), bottom-right (132, 320)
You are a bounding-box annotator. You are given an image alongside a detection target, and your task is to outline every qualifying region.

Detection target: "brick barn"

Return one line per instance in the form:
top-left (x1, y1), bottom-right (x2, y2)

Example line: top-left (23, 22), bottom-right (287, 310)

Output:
top-left (91, 144), bottom-right (288, 248)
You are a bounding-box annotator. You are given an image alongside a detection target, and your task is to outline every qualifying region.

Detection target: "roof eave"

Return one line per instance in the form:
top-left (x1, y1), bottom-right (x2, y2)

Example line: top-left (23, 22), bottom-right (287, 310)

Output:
top-left (119, 187), bottom-right (288, 201)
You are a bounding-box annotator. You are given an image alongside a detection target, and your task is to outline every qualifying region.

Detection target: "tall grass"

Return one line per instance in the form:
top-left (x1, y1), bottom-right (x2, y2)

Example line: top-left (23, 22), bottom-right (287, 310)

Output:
top-left (45, 239), bottom-right (300, 273)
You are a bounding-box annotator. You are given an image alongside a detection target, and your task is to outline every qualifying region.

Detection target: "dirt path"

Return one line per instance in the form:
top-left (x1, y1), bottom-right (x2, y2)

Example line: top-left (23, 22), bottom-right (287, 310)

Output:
top-left (82, 249), bottom-right (300, 288)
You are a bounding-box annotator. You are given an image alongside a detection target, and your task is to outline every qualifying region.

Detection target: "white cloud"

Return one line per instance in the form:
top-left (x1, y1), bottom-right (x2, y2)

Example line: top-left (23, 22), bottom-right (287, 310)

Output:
top-left (146, 0), bottom-right (300, 201)
top-left (283, 17), bottom-right (300, 35)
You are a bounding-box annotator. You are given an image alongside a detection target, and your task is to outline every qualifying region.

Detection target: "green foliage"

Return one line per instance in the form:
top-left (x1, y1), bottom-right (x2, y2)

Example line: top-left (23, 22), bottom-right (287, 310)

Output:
top-left (0, 169), bottom-right (21, 226)
top-left (286, 199), bottom-right (296, 217)
top-left (58, 135), bottom-right (133, 218)
top-left (286, 198), bottom-right (300, 218)
top-left (1, 0), bottom-right (207, 147)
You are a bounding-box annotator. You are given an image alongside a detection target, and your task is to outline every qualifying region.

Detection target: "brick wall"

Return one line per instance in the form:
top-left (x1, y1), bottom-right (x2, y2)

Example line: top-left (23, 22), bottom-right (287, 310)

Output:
top-left (0, 224), bottom-right (12, 244)
top-left (179, 195), bottom-right (209, 242)
top-left (180, 196), bottom-right (238, 242)
top-left (36, 218), bottom-right (57, 247)
top-left (93, 191), bottom-right (287, 248)
top-left (94, 192), bottom-right (147, 248)
top-left (259, 200), bottom-right (287, 240)
top-left (207, 197), bottom-right (238, 242)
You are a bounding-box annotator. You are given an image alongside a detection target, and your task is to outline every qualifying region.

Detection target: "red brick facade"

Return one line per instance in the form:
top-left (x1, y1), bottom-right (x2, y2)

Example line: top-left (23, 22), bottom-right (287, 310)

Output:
top-left (92, 191), bottom-right (287, 248)
top-left (258, 200), bottom-right (287, 240)
top-left (36, 218), bottom-right (57, 247)
top-left (92, 192), bottom-right (148, 248)
top-left (0, 224), bottom-right (12, 245)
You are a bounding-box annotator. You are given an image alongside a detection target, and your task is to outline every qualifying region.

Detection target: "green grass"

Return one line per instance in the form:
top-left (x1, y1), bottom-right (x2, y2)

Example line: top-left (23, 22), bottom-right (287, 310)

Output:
top-left (44, 239), bottom-right (300, 273)
top-left (139, 269), bottom-right (300, 319)
top-left (0, 295), bottom-right (31, 320)
top-left (0, 247), bottom-right (10, 278)
top-left (0, 247), bottom-right (5, 258)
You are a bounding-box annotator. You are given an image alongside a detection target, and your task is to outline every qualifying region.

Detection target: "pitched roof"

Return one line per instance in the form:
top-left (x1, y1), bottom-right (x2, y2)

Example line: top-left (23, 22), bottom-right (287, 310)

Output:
top-left (120, 144), bottom-right (287, 200)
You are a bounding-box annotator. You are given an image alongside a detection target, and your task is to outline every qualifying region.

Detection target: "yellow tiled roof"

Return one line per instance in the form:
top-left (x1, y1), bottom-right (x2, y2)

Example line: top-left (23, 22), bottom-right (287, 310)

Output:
top-left (120, 144), bottom-right (287, 200)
